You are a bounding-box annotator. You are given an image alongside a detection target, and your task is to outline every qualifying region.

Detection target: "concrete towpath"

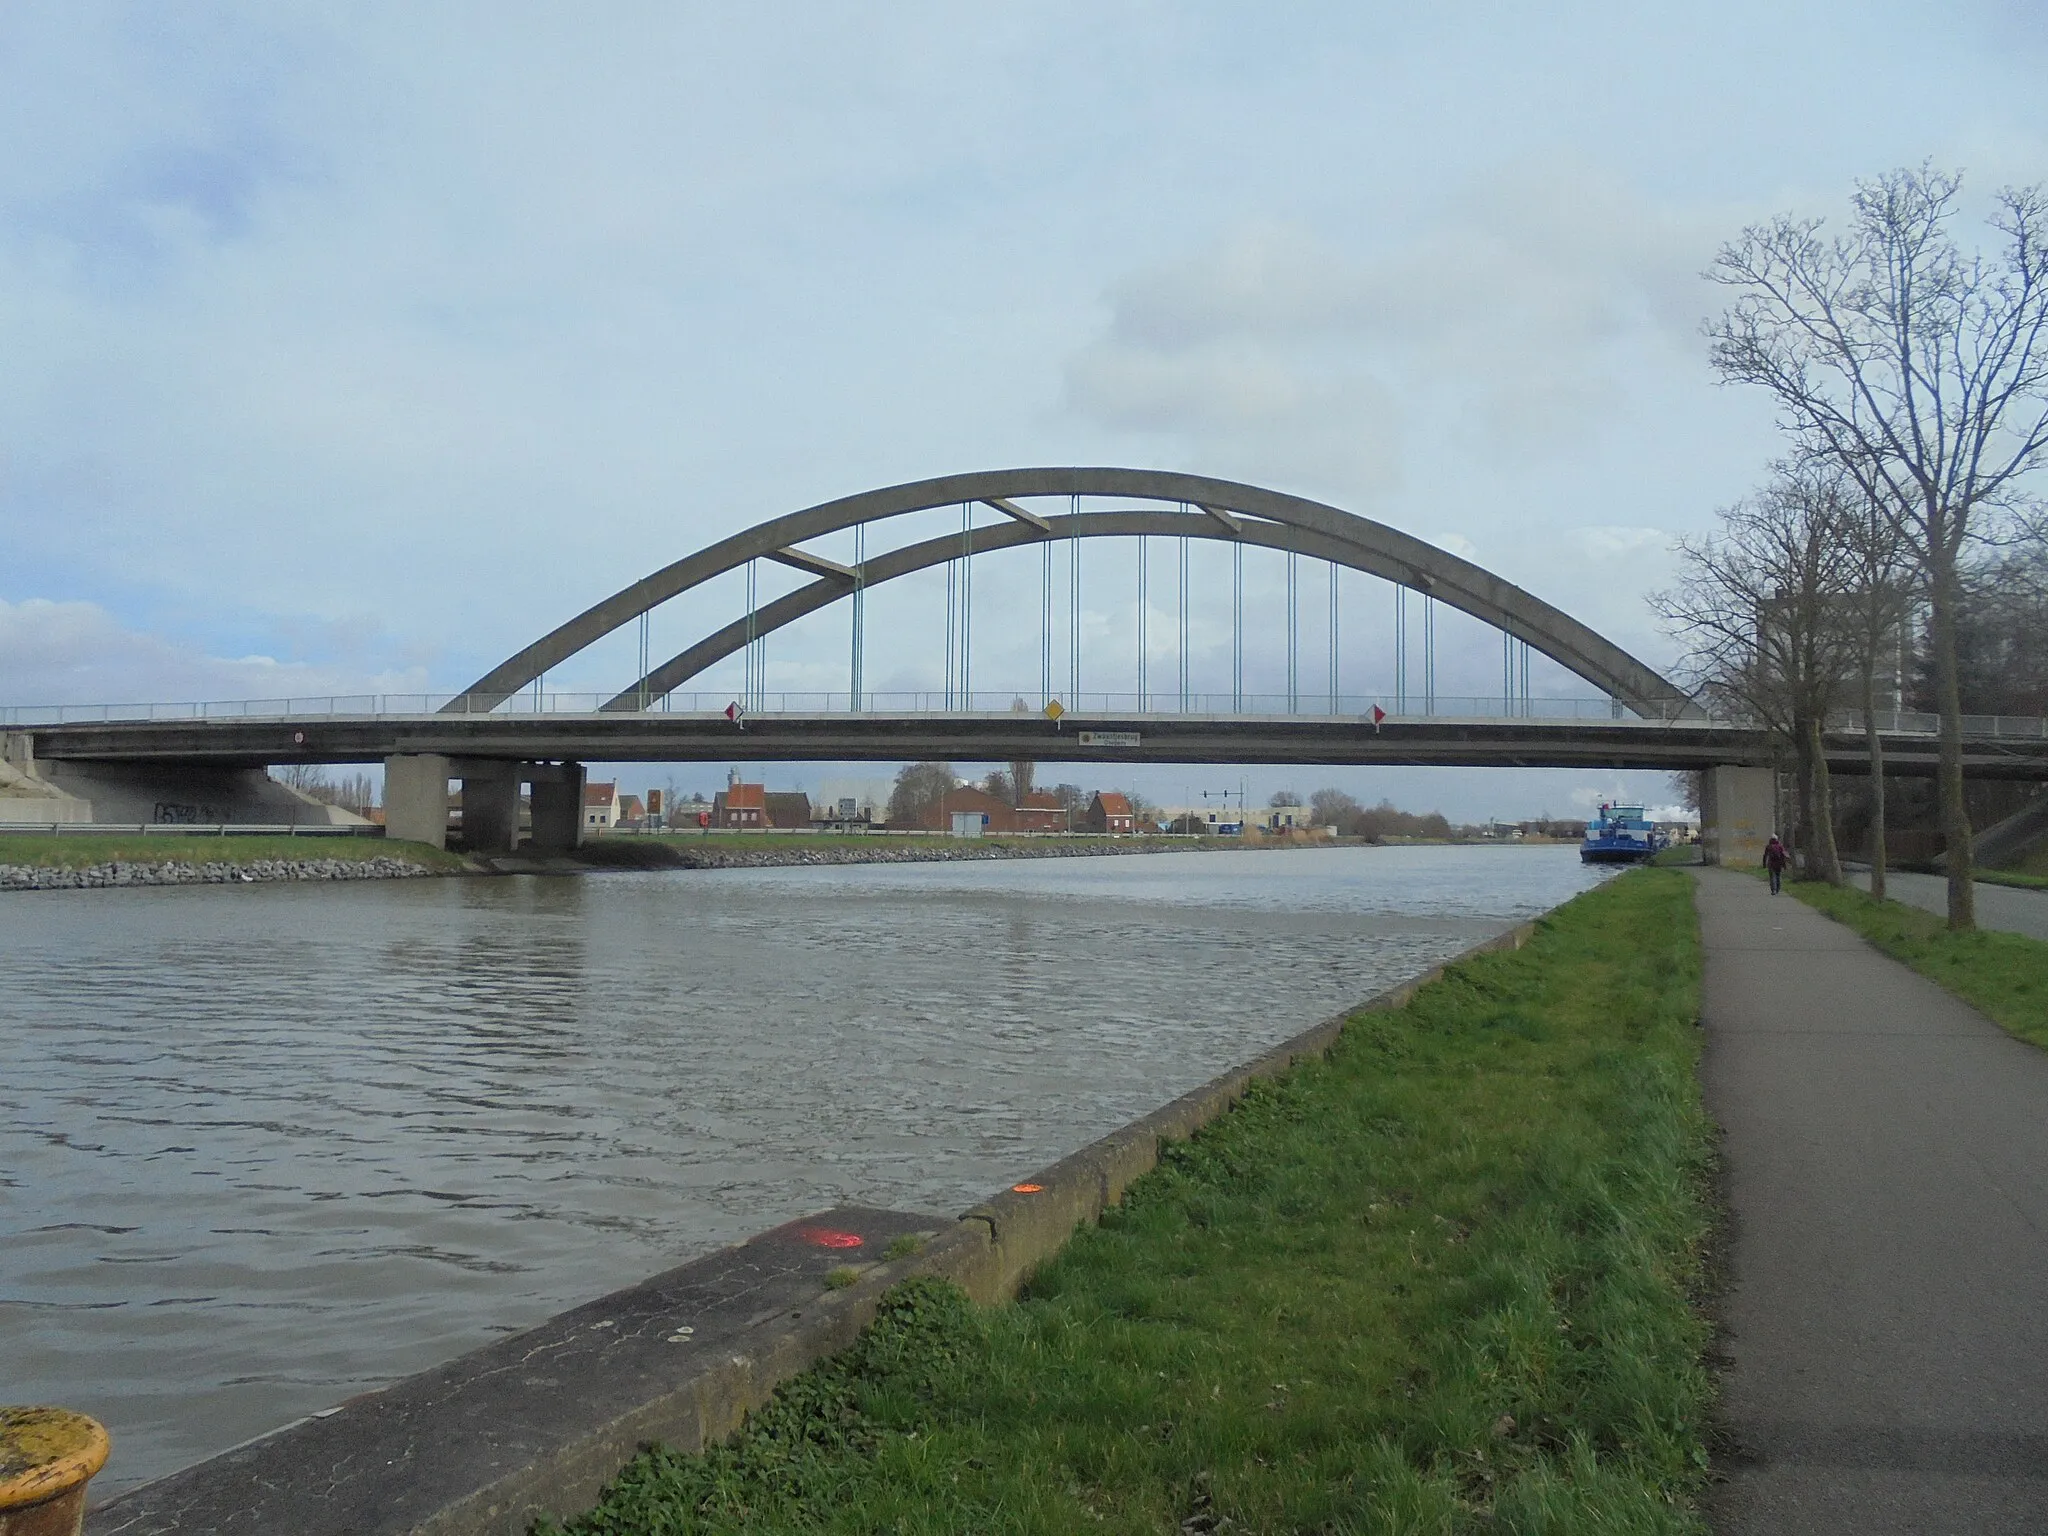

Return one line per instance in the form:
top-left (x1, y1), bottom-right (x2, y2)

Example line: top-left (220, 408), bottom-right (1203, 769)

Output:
top-left (1851, 867), bottom-right (2048, 943)
top-left (1695, 867), bottom-right (2048, 1533)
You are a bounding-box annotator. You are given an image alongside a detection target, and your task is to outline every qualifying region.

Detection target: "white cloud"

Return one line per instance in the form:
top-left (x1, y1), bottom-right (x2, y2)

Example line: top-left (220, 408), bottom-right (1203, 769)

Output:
top-left (0, 597), bottom-right (427, 706)
top-left (1061, 164), bottom-right (1729, 509)
top-left (1572, 526), bottom-right (1673, 558)
top-left (0, 3), bottom-right (2035, 746)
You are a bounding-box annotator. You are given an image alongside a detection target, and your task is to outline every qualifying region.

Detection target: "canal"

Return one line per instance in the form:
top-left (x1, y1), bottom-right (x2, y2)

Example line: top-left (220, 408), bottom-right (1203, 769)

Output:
top-left (2, 844), bottom-right (1609, 1495)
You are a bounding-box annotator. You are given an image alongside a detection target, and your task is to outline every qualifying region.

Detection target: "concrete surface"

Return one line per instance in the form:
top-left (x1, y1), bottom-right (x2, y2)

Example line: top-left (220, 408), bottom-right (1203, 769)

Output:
top-left (458, 767), bottom-right (520, 855)
top-left (87, 1207), bottom-right (948, 1536)
top-left (382, 753), bottom-right (450, 849)
top-left (1703, 764), bottom-right (1775, 868)
top-left (31, 709), bottom-right (2048, 780)
top-left (1856, 867), bottom-right (2048, 943)
top-left (0, 741), bottom-right (365, 828)
top-left (529, 763), bottom-right (584, 852)
top-left (1695, 867), bottom-right (2048, 1533)
top-left (450, 467), bottom-right (1692, 715)
top-left (1937, 792), bottom-right (2048, 873)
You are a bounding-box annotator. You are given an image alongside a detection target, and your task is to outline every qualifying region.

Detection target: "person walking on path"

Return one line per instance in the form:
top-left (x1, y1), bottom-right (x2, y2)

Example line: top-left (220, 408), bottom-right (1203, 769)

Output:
top-left (1696, 866), bottom-right (2048, 1531)
top-left (1762, 833), bottom-right (1789, 894)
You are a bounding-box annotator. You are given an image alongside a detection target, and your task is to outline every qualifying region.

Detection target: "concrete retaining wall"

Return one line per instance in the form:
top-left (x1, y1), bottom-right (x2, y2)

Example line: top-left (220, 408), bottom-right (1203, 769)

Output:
top-left (27, 761), bottom-right (367, 828)
top-left (88, 916), bottom-right (1538, 1536)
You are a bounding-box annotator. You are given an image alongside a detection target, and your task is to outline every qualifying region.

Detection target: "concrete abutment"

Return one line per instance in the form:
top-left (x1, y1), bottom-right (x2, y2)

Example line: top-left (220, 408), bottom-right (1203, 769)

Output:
top-left (382, 754), bottom-right (452, 849)
top-left (529, 762), bottom-right (586, 852)
top-left (382, 755), bottom-right (586, 852)
top-left (455, 765), bottom-right (521, 855)
top-left (1701, 764), bottom-right (1775, 868)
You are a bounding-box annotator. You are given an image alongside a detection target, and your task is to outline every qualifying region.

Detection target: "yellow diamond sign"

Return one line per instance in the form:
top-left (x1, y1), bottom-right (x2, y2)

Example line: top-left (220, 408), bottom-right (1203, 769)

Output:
top-left (1043, 699), bottom-right (1065, 722)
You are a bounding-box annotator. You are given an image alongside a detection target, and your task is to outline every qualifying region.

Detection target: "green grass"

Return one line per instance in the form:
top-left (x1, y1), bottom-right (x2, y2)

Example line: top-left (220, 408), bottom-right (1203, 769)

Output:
top-left (1786, 880), bottom-right (2048, 1049)
top-left (0, 832), bottom-right (464, 872)
top-left (1973, 844), bottom-right (2048, 889)
top-left (1651, 845), bottom-right (1703, 867)
top-left (1977, 869), bottom-right (2048, 892)
top-left (540, 870), bottom-right (1716, 1536)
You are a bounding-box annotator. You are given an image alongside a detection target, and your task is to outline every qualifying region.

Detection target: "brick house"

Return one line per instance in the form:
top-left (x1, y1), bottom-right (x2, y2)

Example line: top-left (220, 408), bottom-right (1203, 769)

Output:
top-left (712, 781), bottom-right (766, 828)
top-left (764, 791), bottom-right (815, 829)
top-left (1083, 791), bottom-right (1136, 834)
top-left (1011, 790), bottom-right (1069, 833)
top-left (918, 785), bottom-right (1010, 833)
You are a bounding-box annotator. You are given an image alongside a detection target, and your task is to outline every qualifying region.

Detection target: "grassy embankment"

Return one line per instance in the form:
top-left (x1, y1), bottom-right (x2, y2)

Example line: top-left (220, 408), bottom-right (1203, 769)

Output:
top-left (1787, 879), bottom-right (2048, 1050)
top-left (1980, 870), bottom-right (2048, 891)
top-left (543, 869), bottom-right (1716, 1536)
top-left (0, 832), bottom-right (465, 872)
top-left (1976, 844), bottom-right (2048, 891)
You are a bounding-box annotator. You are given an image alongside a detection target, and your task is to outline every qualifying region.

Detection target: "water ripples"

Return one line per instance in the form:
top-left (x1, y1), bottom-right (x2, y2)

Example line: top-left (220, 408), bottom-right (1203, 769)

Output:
top-left (0, 844), bottom-right (1607, 1493)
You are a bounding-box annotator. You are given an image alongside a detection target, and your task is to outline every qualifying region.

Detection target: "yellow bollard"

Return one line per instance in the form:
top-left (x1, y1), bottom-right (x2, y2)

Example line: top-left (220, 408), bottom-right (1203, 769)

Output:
top-left (0, 1408), bottom-right (109, 1536)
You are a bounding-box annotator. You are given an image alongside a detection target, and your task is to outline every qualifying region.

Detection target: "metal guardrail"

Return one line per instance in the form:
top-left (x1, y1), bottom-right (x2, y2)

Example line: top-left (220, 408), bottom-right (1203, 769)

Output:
top-left (3, 692), bottom-right (2046, 739)
top-left (7, 690), bottom-right (1658, 724)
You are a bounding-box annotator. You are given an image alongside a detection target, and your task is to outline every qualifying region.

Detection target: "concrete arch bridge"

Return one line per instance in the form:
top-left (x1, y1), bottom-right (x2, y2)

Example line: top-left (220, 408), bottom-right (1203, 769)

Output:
top-left (12, 469), bottom-right (2048, 855)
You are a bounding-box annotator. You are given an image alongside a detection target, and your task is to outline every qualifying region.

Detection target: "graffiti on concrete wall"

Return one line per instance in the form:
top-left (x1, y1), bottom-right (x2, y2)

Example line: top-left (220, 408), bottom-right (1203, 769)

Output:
top-left (153, 802), bottom-right (232, 824)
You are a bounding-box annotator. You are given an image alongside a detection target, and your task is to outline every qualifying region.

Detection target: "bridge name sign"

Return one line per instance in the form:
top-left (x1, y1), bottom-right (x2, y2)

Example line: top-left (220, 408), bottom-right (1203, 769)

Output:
top-left (1077, 730), bottom-right (1142, 748)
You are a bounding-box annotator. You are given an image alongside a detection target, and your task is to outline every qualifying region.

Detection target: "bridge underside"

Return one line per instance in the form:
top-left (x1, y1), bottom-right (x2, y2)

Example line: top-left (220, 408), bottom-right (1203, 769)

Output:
top-left (25, 713), bottom-right (2048, 779)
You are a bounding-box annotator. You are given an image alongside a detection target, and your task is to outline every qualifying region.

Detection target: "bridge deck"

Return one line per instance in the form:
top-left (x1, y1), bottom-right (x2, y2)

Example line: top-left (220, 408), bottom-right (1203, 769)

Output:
top-left (18, 711), bottom-right (2048, 776)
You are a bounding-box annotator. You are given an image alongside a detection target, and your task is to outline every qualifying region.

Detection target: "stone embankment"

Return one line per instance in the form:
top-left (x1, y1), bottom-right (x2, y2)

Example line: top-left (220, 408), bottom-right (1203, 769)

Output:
top-left (663, 839), bottom-right (1208, 870)
top-left (0, 856), bottom-right (435, 891)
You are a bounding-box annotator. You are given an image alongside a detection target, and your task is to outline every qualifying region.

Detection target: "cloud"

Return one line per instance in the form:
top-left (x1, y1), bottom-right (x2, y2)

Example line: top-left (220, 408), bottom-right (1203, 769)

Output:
top-left (0, 6), bottom-right (2018, 724)
top-left (0, 597), bottom-right (427, 707)
top-left (1573, 525), bottom-right (1671, 556)
top-left (1062, 163), bottom-right (1725, 505)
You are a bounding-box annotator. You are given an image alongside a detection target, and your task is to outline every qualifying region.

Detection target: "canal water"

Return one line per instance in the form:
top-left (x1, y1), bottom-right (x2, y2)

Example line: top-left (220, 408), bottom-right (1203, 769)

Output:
top-left (2, 844), bottom-right (1609, 1495)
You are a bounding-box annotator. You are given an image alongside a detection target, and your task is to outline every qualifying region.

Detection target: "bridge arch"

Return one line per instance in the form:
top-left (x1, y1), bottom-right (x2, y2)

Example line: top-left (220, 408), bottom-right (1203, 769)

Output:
top-left (455, 468), bottom-right (1691, 716)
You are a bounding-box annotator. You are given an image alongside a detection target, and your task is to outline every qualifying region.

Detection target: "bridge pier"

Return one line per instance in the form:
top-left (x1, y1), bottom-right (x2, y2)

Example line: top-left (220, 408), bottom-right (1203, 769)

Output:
top-left (1701, 764), bottom-right (1775, 868)
top-left (383, 753), bottom-right (452, 849)
top-left (529, 762), bottom-right (586, 852)
top-left (457, 764), bottom-right (521, 854)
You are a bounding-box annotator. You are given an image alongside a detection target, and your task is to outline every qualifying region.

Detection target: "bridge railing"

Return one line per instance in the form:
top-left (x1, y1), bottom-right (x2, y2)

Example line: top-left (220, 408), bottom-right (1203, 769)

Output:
top-left (6, 693), bottom-right (2047, 739)
top-left (5, 690), bottom-right (1669, 724)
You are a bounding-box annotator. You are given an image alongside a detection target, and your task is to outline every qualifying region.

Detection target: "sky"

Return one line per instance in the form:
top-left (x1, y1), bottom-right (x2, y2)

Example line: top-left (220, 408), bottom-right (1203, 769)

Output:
top-left (4, 2), bottom-right (2046, 820)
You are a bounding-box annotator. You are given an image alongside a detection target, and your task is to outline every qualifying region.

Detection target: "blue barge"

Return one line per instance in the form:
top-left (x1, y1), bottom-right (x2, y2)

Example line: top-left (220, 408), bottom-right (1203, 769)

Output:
top-left (1580, 803), bottom-right (1663, 864)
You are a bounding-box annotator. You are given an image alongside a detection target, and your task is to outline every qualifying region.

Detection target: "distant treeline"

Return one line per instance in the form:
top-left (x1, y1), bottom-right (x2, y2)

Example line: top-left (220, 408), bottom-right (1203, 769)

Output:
top-left (1304, 790), bottom-right (1584, 843)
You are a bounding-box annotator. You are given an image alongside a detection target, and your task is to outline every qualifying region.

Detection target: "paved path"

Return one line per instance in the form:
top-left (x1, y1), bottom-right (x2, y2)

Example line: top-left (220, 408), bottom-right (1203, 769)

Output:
top-left (1852, 867), bottom-right (2048, 942)
top-left (1695, 867), bottom-right (2048, 1533)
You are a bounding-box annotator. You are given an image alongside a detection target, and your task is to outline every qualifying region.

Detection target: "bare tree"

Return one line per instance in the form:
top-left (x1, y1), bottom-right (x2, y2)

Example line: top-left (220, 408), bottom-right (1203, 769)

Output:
top-left (886, 761), bottom-right (956, 824)
top-left (1653, 468), bottom-right (1868, 883)
top-left (273, 764), bottom-right (376, 815)
top-left (1048, 782), bottom-right (1088, 827)
top-left (1935, 532), bottom-right (2048, 717)
top-left (1841, 496), bottom-right (1917, 900)
top-left (1008, 697), bottom-right (1035, 806)
top-left (1709, 165), bottom-right (2048, 927)
top-left (1310, 787), bottom-right (1363, 827)
top-left (1669, 771), bottom-right (1704, 817)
